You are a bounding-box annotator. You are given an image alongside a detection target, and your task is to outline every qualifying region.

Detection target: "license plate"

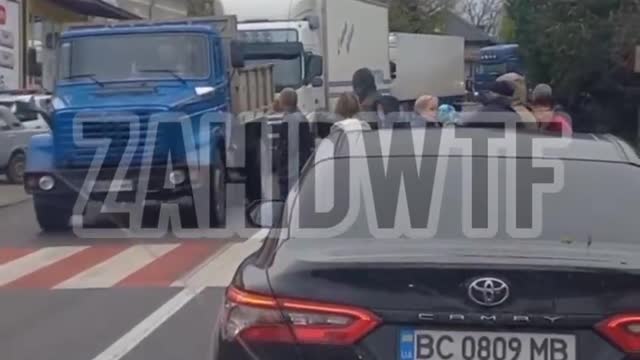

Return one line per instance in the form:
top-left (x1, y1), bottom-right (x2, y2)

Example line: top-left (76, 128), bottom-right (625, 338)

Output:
top-left (399, 329), bottom-right (576, 360)
top-left (91, 179), bottom-right (134, 192)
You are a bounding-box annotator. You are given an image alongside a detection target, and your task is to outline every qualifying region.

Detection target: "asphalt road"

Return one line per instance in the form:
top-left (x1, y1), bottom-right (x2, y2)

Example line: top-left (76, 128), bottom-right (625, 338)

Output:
top-left (0, 188), bottom-right (265, 360)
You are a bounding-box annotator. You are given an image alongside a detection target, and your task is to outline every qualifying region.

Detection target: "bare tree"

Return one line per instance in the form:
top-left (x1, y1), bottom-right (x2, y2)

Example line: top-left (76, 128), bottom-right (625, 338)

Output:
top-left (461, 0), bottom-right (503, 35)
top-left (186, 0), bottom-right (215, 16)
top-left (388, 0), bottom-right (456, 33)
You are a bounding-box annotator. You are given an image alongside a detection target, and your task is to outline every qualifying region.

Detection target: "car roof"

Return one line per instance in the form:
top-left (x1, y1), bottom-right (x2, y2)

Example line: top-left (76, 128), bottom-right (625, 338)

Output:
top-left (320, 128), bottom-right (640, 165)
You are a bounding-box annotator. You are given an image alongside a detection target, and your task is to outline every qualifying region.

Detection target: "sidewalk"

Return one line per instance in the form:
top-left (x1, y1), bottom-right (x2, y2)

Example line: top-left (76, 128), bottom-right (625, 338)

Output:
top-left (0, 178), bottom-right (31, 208)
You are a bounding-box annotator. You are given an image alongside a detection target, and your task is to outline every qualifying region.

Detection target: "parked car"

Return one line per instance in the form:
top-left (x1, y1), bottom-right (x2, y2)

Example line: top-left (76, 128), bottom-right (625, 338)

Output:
top-left (0, 92), bottom-right (51, 130)
top-left (0, 107), bottom-right (47, 183)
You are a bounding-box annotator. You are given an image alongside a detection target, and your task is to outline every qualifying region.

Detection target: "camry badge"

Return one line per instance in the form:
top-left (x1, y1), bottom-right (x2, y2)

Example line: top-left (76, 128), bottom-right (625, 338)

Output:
top-left (468, 277), bottom-right (510, 307)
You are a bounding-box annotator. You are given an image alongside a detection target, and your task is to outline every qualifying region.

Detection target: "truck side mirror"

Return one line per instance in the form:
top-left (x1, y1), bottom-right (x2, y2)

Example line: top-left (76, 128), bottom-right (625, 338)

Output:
top-left (311, 77), bottom-right (324, 88)
top-left (230, 40), bottom-right (245, 69)
top-left (305, 54), bottom-right (323, 83)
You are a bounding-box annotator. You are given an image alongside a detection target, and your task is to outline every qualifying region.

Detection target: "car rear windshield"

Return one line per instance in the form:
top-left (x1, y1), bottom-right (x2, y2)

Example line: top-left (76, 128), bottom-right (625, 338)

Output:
top-left (288, 156), bottom-right (640, 243)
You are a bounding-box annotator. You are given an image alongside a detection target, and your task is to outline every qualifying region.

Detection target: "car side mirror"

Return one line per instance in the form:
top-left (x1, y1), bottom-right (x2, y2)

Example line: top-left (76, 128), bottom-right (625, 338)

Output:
top-left (247, 200), bottom-right (285, 228)
top-left (0, 119), bottom-right (10, 131)
top-left (305, 54), bottom-right (323, 83)
top-left (230, 40), bottom-right (245, 69)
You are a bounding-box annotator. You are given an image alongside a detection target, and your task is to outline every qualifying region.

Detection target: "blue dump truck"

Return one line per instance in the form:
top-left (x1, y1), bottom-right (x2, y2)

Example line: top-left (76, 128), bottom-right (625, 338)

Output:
top-left (473, 44), bottom-right (524, 93)
top-left (23, 16), bottom-right (274, 231)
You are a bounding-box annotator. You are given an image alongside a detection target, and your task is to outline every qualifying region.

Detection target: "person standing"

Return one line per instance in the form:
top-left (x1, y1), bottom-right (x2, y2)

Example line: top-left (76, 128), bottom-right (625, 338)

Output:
top-left (412, 95), bottom-right (440, 127)
top-left (496, 72), bottom-right (537, 128)
top-left (277, 88), bottom-right (314, 199)
top-left (331, 92), bottom-right (371, 133)
top-left (463, 80), bottom-right (522, 128)
top-left (352, 68), bottom-right (381, 112)
top-left (531, 83), bottom-right (573, 135)
top-left (352, 68), bottom-right (383, 129)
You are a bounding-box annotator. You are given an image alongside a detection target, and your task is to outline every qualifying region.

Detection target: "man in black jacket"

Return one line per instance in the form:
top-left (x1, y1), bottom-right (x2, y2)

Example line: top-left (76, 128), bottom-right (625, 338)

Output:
top-left (463, 81), bottom-right (522, 129)
top-left (277, 88), bottom-right (313, 199)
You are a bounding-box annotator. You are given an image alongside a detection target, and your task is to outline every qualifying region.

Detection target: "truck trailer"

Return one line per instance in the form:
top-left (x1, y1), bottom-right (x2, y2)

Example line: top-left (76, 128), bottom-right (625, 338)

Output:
top-left (389, 32), bottom-right (466, 106)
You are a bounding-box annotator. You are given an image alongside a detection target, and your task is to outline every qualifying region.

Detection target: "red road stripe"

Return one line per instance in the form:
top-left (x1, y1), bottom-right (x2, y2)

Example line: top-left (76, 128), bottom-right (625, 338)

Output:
top-left (0, 248), bottom-right (37, 266)
top-left (117, 242), bottom-right (223, 287)
top-left (4, 245), bottom-right (130, 289)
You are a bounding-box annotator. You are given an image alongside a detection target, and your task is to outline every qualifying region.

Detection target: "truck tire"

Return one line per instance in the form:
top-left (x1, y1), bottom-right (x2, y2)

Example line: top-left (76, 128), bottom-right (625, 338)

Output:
top-left (34, 196), bottom-right (73, 232)
top-left (6, 152), bottom-right (26, 184)
top-left (210, 150), bottom-right (226, 228)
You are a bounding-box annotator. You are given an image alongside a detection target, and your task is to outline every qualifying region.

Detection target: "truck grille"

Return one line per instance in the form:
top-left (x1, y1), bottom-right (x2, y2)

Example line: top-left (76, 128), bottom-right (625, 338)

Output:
top-left (54, 110), bottom-right (173, 168)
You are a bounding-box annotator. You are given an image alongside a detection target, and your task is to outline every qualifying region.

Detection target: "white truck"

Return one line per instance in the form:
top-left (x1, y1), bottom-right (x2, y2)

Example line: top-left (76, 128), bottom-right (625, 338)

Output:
top-left (216, 0), bottom-right (392, 115)
top-left (389, 32), bottom-right (466, 106)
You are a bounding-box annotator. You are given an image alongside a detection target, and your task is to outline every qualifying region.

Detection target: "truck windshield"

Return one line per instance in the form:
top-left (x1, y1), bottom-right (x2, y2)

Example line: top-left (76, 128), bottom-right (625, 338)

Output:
top-left (476, 63), bottom-right (507, 75)
top-left (58, 33), bottom-right (210, 83)
top-left (240, 29), bottom-right (303, 91)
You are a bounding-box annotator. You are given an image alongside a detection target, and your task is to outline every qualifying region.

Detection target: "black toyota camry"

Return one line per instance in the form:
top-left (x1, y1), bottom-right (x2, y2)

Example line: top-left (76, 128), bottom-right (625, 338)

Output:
top-left (213, 128), bottom-right (640, 360)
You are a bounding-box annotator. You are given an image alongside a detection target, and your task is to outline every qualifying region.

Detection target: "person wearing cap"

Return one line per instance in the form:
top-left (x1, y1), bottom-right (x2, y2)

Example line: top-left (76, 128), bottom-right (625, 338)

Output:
top-left (496, 72), bottom-right (538, 128)
top-left (531, 83), bottom-right (573, 135)
top-left (462, 80), bottom-right (522, 128)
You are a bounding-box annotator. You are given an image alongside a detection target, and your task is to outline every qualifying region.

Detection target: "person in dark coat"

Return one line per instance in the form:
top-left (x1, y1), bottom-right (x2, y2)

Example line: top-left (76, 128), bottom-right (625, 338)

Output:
top-left (277, 88), bottom-right (314, 199)
top-left (352, 68), bottom-right (383, 128)
top-left (374, 95), bottom-right (405, 129)
top-left (463, 81), bottom-right (523, 129)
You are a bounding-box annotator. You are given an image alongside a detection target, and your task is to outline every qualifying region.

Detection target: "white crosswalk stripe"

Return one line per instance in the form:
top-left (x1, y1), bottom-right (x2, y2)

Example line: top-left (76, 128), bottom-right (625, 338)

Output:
top-left (0, 232), bottom-right (268, 290)
top-left (54, 244), bottom-right (180, 290)
top-left (0, 246), bottom-right (88, 286)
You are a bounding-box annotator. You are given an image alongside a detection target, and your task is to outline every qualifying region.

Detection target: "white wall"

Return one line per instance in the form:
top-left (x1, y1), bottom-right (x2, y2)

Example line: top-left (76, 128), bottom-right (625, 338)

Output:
top-left (116, 0), bottom-right (187, 19)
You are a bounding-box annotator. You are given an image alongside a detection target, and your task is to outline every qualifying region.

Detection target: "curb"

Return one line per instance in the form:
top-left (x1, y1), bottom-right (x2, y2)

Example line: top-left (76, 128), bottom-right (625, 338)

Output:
top-left (0, 196), bottom-right (31, 210)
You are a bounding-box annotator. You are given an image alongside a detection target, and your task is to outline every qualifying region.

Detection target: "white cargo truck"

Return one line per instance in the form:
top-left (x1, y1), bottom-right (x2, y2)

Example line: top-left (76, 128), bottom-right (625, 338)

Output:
top-left (216, 0), bottom-right (392, 115)
top-left (389, 32), bottom-right (466, 105)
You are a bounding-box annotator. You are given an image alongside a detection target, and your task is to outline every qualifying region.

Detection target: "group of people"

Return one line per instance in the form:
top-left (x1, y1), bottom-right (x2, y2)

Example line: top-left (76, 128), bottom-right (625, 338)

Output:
top-left (269, 68), bottom-right (574, 198)
top-left (467, 72), bottom-right (573, 135)
top-left (331, 68), bottom-right (459, 131)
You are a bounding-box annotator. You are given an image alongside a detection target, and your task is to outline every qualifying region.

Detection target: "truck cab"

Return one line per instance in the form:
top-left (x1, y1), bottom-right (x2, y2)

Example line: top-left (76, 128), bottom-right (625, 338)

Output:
top-left (238, 20), bottom-right (324, 115)
top-left (474, 44), bottom-right (524, 93)
top-left (24, 17), bottom-right (271, 232)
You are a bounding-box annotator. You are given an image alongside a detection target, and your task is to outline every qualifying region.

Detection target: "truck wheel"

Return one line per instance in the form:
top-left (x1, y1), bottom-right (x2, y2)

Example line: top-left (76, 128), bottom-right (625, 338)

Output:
top-left (6, 152), bottom-right (26, 184)
top-left (34, 196), bottom-right (73, 232)
top-left (210, 151), bottom-right (226, 228)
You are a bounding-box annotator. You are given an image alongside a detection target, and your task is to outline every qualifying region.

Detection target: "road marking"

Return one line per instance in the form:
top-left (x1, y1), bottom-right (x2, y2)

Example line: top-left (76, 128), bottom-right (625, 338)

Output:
top-left (176, 229), bottom-right (268, 288)
top-left (91, 287), bottom-right (205, 360)
top-left (54, 244), bottom-right (179, 289)
top-left (0, 246), bottom-right (88, 286)
top-left (117, 242), bottom-right (224, 287)
top-left (0, 248), bottom-right (37, 265)
top-left (5, 244), bottom-right (129, 289)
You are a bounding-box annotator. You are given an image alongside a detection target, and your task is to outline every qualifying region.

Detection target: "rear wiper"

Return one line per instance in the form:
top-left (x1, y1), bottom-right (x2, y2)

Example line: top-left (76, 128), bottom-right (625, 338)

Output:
top-left (138, 69), bottom-right (187, 85)
top-left (63, 73), bottom-right (104, 87)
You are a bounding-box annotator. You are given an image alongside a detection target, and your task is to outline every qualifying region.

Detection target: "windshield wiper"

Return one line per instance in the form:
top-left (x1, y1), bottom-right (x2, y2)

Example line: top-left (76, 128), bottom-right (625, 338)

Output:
top-left (138, 69), bottom-right (187, 85)
top-left (63, 73), bottom-right (104, 87)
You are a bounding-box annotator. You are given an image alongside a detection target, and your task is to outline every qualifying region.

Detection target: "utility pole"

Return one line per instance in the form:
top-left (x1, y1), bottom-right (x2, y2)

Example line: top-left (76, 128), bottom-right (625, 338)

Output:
top-left (148, 0), bottom-right (157, 19)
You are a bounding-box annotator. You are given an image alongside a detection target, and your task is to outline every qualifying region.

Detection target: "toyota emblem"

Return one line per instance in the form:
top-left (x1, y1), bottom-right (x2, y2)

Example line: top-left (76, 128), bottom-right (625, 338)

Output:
top-left (468, 277), bottom-right (510, 307)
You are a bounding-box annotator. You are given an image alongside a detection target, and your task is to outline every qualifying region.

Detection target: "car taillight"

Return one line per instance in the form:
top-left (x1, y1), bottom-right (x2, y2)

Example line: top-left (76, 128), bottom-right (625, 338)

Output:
top-left (596, 314), bottom-right (640, 355)
top-left (222, 286), bottom-right (381, 345)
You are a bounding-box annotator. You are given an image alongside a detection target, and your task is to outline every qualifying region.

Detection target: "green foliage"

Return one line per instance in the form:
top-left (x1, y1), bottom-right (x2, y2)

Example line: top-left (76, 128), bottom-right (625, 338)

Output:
top-left (498, 14), bottom-right (515, 42)
top-left (505, 0), bottom-right (640, 100)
